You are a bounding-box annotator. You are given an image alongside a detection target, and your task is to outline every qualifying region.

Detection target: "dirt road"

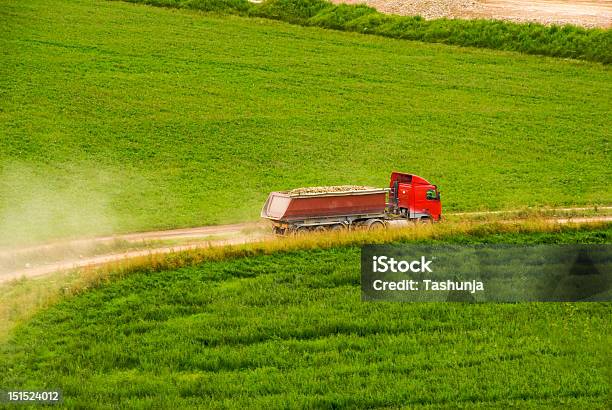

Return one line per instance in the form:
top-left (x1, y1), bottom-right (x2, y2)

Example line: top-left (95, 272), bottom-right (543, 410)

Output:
top-left (0, 235), bottom-right (268, 284)
top-left (1, 210), bottom-right (610, 284)
top-left (0, 222), bottom-right (263, 259)
top-left (332, 0), bottom-right (612, 28)
top-left (0, 222), bottom-right (269, 283)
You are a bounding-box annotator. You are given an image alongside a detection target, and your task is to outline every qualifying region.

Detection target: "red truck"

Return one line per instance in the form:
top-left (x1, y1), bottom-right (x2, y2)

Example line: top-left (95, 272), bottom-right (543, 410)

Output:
top-left (261, 172), bottom-right (441, 235)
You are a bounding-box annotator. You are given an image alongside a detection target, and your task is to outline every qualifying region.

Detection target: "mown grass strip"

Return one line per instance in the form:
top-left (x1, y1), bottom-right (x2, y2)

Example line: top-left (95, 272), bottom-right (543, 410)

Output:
top-left (122, 0), bottom-right (612, 63)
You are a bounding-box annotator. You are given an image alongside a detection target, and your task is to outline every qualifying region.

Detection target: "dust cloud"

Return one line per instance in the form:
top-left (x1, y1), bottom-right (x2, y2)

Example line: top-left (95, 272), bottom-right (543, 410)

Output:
top-left (0, 162), bottom-right (119, 249)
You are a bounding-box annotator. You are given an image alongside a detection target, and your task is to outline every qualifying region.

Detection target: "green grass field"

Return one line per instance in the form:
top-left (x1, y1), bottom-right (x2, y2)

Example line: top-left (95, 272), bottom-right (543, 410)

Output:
top-left (1, 226), bottom-right (609, 408)
top-left (1, 2), bottom-right (610, 407)
top-left (1, 0), bottom-right (610, 245)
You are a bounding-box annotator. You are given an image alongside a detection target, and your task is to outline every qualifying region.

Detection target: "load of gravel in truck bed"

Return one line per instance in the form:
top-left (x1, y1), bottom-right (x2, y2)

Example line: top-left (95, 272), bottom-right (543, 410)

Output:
top-left (287, 185), bottom-right (377, 195)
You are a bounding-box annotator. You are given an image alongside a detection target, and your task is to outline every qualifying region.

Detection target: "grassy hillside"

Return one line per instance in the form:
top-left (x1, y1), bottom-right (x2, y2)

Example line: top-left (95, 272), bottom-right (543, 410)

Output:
top-left (1, 0), bottom-right (611, 244)
top-left (1, 226), bottom-right (610, 407)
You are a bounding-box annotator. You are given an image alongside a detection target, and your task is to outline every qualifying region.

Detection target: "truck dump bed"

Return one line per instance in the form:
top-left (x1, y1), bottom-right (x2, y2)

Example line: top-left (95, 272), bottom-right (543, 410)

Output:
top-left (261, 187), bottom-right (388, 222)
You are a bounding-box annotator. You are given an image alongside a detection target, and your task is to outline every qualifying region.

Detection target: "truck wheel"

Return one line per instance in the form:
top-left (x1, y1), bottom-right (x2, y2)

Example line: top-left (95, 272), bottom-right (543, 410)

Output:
top-left (417, 217), bottom-right (432, 225)
top-left (365, 219), bottom-right (385, 231)
top-left (313, 226), bottom-right (327, 233)
top-left (293, 226), bottom-right (309, 236)
top-left (330, 224), bottom-right (346, 232)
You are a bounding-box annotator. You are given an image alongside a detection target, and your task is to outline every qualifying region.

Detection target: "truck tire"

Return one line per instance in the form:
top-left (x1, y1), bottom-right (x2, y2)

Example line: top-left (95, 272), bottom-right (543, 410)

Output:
top-left (293, 226), bottom-right (309, 236)
top-left (313, 226), bottom-right (327, 233)
top-left (330, 224), bottom-right (346, 232)
top-left (416, 217), bottom-right (432, 225)
top-left (365, 219), bottom-right (385, 231)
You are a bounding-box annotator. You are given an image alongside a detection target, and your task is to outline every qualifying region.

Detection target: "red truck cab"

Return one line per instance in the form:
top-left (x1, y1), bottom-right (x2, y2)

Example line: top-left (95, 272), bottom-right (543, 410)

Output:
top-left (388, 172), bottom-right (442, 221)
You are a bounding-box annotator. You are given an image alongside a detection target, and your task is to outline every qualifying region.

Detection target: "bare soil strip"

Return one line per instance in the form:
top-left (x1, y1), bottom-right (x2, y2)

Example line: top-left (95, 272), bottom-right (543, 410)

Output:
top-left (331, 0), bottom-right (612, 28)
